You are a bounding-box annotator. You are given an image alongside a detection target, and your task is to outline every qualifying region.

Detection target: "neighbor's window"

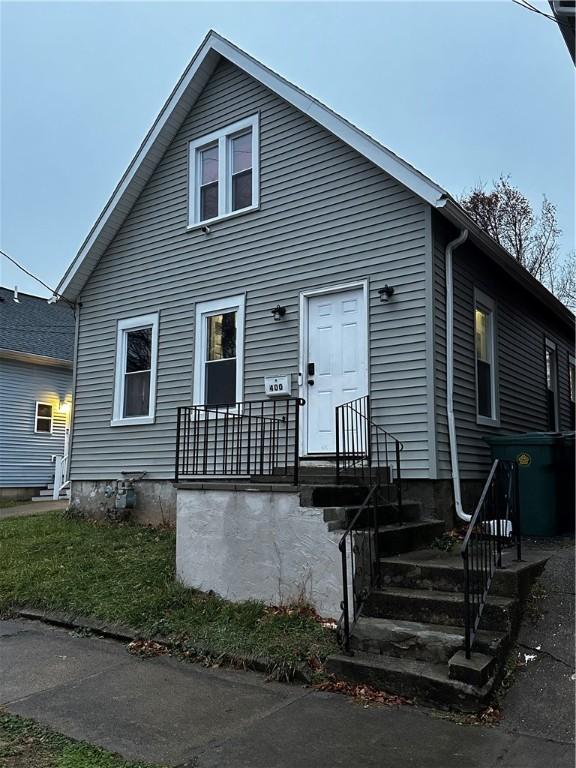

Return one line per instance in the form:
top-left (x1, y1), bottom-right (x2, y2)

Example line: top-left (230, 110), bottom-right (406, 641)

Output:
top-left (35, 402), bottom-right (53, 433)
top-left (545, 339), bottom-right (559, 431)
top-left (569, 355), bottom-right (575, 425)
top-left (194, 296), bottom-right (245, 408)
top-left (112, 313), bottom-right (159, 425)
top-left (474, 290), bottom-right (497, 424)
top-left (188, 115), bottom-right (259, 226)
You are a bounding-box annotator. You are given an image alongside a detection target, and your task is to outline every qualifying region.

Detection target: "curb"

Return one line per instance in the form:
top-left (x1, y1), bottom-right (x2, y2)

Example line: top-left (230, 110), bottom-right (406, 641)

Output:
top-left (14, 607), bottom-right (313, 683)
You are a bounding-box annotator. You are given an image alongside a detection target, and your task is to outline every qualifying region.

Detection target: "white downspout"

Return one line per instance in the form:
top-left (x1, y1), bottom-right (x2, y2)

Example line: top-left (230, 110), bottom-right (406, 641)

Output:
top-left (445, 228), bottom-right (470, 522)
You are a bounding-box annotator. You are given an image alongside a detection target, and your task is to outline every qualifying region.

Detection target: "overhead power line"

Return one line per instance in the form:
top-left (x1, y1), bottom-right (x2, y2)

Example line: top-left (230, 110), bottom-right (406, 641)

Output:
top-left (0, 248), bottom-right (75, 308)
top-left (512, 0), bottom-right (571, 26)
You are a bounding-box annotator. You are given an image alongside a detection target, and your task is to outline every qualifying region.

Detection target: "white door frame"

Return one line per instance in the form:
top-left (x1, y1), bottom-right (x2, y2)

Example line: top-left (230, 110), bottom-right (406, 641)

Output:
top-left (298, 279), bottom-right (370, 457)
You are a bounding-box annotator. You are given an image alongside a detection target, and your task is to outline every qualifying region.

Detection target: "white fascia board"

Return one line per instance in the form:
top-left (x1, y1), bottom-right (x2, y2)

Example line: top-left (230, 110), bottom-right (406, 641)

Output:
top-left (55, 31), bottom-right (447, 301)
top-left (0, 348), bottom-right (73, 369)
top-left (210, 35), bottom-right (446, 206)
top-left (56, 34), bottom-right (220, 300)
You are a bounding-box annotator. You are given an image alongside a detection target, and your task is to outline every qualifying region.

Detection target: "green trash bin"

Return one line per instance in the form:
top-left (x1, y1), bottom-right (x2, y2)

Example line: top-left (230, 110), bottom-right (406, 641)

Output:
top-left (485, 433), bottom-right (561, 537)
top-left (558, 432), bottom-right (575, 534)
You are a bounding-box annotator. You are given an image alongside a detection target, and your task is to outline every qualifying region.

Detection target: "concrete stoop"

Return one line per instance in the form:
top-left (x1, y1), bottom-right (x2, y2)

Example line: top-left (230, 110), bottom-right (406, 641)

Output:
top-left (326, 546), bottom-right (549, 712)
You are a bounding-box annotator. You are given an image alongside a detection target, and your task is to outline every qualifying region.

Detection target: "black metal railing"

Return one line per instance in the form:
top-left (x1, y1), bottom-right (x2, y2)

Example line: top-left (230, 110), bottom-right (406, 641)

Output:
top-left (175, 398), bottom-right (305, 485)
top-left (335, 395), bottom-right (403, 510)
top-left (338, 483), bottom-right (384, 654)
top-left (461, 458), bottom-right (521, 658)
top-left (335, 395), bottom-right (405, 653)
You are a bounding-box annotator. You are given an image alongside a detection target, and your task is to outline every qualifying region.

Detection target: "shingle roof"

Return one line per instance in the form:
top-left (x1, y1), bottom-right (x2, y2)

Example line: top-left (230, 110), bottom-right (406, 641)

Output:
top-left (0, 286), bottom-right (75, 361)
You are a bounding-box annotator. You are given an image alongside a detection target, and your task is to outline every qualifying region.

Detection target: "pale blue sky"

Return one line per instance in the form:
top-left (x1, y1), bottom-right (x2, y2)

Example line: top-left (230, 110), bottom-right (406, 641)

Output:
top-left (1, 1), bottom-right (574, 297)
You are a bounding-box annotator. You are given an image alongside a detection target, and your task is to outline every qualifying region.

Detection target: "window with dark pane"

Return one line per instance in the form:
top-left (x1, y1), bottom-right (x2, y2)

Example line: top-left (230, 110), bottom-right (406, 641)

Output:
top-left (545, 344), bottom-right (558, 430)
top-left (205, 311), bottom-right (237, 406)
top-left (475, 307), bottom-right (493, 418)
top-left (200, 144), bottom-right (219, 221)
top-left (230, 131), bottom-right (252, 211)
top-left (35, 403), bottom-right (53, 433)
top-left (123, 327), bottom-right (152, 418)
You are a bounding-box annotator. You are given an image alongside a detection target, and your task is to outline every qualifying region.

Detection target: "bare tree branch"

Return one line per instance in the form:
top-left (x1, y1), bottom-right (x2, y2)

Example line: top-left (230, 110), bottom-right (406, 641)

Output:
top-left (460, 175), bottom-right (572, 310)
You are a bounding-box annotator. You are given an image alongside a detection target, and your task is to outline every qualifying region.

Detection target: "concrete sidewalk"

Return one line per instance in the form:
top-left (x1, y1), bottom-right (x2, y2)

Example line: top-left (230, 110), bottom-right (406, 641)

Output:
top-left (0, 618), bottom-right (572, 768)
top-left (0, 499), bottom-right (68, 520)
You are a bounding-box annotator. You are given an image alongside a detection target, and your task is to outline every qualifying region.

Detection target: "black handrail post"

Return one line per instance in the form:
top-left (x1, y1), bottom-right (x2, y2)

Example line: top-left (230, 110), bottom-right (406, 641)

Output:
top-left (395, 440), bottom-right (402, 516)
top-left (335, 405), bottom-right (341, 484)
top-left (514, 462), bottom-right (522, 561)
top-left (463, 548), bottom-right (471, 659)
top-left (293, 399), bottom-right (301, 486)
top-left (175, 407), bottom-right (182, 483)
top-left (340, 539), bottom-right (351, 654)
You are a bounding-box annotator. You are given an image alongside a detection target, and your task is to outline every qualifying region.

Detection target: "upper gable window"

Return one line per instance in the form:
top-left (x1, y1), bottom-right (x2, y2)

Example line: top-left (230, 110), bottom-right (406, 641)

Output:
top-left (188, 115), bottom-right (259, 228)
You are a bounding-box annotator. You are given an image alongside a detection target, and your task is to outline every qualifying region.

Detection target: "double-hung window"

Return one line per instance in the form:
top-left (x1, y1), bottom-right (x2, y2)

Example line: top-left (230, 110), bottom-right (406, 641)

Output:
top-left (193, 295), bottom-right (245, 408)
top-left (112, 313), bottom-right (159, 426)
top-left (35, 402), bottom-right (53, 433)
top-left (188, 115), bottom-right (259, 227)
top-left (545, 338), bottom-right (559, 431)
top-left (474, 290), bottom-right (498, 425)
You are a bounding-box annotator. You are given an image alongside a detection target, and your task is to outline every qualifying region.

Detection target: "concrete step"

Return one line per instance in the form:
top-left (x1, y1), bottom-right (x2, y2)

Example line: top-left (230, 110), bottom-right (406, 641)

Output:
top-left (379, 547), bottom-right (549, 599)
top-left (37, 489), bottom-right (55, 497)
top-left (363, 587), bottom-right (519, 632)
top-left (323, 500), bottom-right (425, 532)
top-left (376, 519), bottom-right (445, 556)
top-left (325, 651), bottom-right (495, 712)
top-left (299, 484), bottom-right (372, 508)
top-left (349, 616), bottom-right (508, 664)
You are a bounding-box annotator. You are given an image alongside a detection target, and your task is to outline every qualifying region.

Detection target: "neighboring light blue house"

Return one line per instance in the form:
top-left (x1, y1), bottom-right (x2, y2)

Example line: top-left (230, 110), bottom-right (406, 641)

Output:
top-left (0, 287), bottom-right (75, 500)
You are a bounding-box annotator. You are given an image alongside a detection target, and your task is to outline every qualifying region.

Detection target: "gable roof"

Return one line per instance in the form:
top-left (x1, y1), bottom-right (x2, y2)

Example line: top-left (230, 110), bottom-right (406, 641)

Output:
top-left (55, 31), bottom-right (573, 329)
top-left (0, 286), bottom-right (75, 364)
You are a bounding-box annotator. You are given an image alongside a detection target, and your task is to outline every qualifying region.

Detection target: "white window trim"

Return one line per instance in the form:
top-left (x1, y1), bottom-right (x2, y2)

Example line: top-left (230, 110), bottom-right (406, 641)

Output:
top-left (474, 289), bottom-right (499, 427)
top-left (545, 337), bottom-right (560, 431)
top-left (34, 401), bottom-right (53, 434)
top-left (111, 313), bottom-right (159, 427)
top-left (569, 354), bottom-right (576, 404)
top-left (187, 114), bottom-right (259, 229)
top-left (193, 294), bottom-right (245, 410)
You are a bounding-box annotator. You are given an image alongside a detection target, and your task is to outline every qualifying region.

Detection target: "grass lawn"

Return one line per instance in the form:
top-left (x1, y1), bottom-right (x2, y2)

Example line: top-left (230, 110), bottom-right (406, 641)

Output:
top-left (0, 500), bottom-right (24, 509)
top-left (0, 710), bottom-right (163, 768)
top-left (0, 513), bottom-right (337, 677)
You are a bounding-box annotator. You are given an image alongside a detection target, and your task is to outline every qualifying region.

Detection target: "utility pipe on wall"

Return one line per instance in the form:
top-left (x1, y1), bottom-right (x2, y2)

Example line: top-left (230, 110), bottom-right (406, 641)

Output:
top-left (445, 227), bottom-right (470, 522)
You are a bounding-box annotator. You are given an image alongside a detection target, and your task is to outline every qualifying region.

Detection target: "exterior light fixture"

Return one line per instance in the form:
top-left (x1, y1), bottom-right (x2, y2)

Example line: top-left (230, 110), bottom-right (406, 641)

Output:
top-left (378, 285), bottom-right (395, 302)
top-left (271, 304), bottom-right (286, 321)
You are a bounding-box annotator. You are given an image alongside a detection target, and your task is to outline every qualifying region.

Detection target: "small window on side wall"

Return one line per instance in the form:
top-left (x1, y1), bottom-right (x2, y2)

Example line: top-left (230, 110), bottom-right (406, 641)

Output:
top-left (188, 115), bottom-right (259, 227)
top-left (35, 402), bottom-right (53, 433)
top-left (112, 313), bottom-right (159, 426)
top-left (194, 295), bottom-right (245, 409)
top-left (474, 290), bottom-right (498, 425)
top-left (545, 339), bottom-right (559, 431)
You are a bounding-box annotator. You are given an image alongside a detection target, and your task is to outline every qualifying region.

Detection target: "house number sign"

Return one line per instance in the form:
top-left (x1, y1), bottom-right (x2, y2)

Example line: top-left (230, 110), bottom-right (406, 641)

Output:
top-left (264, 376), bottom-right (291, 397)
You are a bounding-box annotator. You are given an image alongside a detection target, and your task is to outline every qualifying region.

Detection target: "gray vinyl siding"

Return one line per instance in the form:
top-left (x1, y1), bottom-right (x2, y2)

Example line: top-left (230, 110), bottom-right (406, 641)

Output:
top-left (71, 59), bottom-right (432, 481)
top-left (433, 213), bottom-right (575, 480)
top-left (0, 358), bottom-right (72, 487)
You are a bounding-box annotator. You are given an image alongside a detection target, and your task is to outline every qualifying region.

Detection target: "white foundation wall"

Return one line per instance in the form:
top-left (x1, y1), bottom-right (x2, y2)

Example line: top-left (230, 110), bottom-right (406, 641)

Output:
top-left (176, 489), bottom-right (343, 619)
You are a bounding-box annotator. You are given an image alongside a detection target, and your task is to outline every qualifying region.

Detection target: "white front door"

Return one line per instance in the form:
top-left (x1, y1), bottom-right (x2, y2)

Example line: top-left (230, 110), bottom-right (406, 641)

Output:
top-left (304, 285), bottom-right (367, 454)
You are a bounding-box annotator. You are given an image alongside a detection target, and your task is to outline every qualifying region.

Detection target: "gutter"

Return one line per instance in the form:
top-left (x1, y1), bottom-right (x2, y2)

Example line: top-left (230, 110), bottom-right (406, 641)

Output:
top-left (445, 227), bottom-right (470, 523)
